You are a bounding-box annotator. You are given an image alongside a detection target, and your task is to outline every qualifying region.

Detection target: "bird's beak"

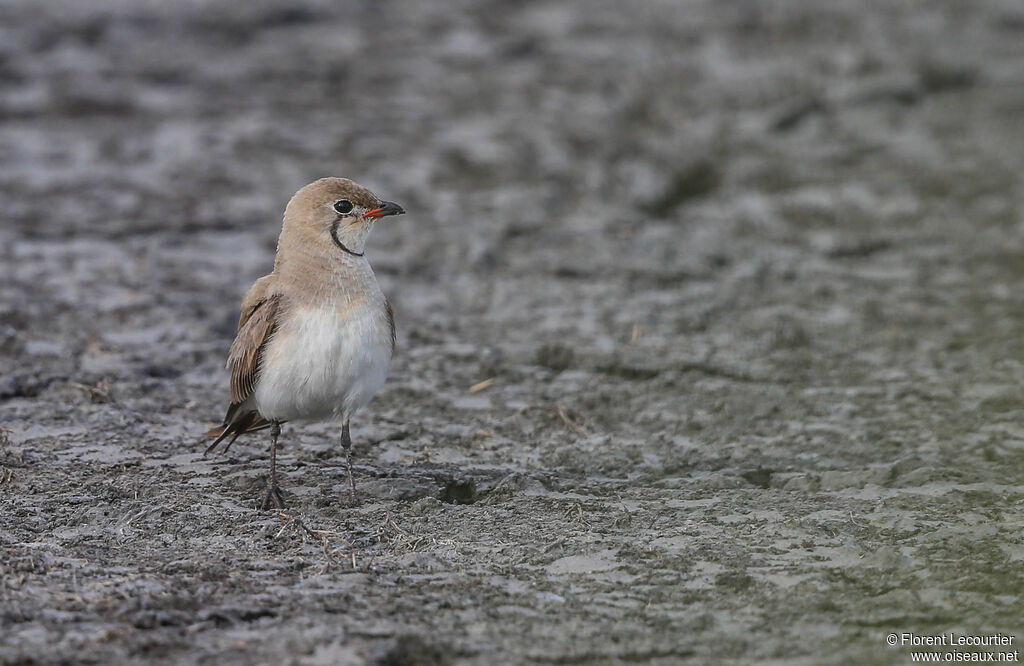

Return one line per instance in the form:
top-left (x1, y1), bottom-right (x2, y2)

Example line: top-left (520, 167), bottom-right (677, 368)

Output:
top-left (363, 201), bottom-right (405, 220)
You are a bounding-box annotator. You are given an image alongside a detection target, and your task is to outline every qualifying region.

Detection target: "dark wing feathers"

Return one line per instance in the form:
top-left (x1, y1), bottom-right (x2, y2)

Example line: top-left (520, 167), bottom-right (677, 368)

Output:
top-left (204, 294), bottom-right (280, 454)
top-left (385, 299), bottom-right (396, 354)
top-left (228, 294), bottom-right (280, 405)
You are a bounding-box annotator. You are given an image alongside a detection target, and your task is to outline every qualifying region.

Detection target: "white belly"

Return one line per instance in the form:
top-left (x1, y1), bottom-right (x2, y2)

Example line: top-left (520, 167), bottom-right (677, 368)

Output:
top-left (254, 305), bottom-right (391, 423)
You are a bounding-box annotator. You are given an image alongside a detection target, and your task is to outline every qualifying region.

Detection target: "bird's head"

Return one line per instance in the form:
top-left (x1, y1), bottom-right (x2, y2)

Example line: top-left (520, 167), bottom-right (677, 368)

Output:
top-left (281, 177), bottom-right (405, 258)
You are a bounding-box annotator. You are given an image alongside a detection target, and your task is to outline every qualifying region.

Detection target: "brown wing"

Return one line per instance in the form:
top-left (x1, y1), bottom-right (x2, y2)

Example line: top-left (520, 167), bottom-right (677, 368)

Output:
top-left (385, 299), bottom-right (396, 355)
top-left (227, 294), bottom-right (280, 405)
top-left (204, 278), bottom-right (280, 454)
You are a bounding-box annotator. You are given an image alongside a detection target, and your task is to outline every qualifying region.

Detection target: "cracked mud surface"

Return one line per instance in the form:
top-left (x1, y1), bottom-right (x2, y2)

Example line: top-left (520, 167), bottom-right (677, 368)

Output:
top-left (2, 1), bottom-right (1024, 664)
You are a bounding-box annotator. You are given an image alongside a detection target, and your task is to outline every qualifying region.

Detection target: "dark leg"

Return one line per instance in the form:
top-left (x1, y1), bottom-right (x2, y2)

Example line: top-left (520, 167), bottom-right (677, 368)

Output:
top-left (341, 420), bottom-right (357, 505)
top-left (261, 421), bottom-right (285, 511)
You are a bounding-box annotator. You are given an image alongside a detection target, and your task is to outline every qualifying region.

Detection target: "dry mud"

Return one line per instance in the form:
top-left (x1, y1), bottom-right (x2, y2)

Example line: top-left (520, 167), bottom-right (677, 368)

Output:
top-left (2, 1), bottom-right (1024, 664)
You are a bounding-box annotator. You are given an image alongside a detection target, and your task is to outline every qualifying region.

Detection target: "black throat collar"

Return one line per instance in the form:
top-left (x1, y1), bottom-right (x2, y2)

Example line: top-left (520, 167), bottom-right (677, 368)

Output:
top-left (330, 219), bottom-right (364, 257)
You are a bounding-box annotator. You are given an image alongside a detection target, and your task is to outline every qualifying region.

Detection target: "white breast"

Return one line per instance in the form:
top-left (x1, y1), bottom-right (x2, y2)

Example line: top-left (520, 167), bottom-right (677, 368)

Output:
top-left (254, 304), bottom-right (392, 423)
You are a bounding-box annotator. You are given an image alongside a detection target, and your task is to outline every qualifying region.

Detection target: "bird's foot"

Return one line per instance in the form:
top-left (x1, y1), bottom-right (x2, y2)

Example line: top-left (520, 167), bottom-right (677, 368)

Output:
top-left (260, 481), bottom-right (285, 511)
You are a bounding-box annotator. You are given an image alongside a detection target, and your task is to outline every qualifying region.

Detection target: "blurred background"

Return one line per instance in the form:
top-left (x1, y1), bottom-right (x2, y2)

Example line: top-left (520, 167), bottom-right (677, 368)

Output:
top-left (2, 0), bottom-right (1024, 663)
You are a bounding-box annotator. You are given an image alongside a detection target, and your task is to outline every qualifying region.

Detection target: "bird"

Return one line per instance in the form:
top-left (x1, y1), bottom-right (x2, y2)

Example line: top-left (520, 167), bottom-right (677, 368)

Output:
top-left (205, 177), bottom-right (405, 510)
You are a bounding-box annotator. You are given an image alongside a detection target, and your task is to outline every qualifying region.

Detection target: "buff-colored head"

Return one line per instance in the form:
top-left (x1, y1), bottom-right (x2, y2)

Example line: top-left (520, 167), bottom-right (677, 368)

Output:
top-left (278, 177), bottom-right (404, 261)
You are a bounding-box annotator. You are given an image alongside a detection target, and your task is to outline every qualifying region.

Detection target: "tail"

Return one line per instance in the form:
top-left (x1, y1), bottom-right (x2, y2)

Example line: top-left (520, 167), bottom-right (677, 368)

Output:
top-left (204, 409), bottom-right (272, 456)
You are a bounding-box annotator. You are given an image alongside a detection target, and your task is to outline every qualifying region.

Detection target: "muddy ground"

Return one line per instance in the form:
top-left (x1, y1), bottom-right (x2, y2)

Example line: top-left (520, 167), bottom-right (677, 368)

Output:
top-left (2, 0), bottom-right (1024, 664)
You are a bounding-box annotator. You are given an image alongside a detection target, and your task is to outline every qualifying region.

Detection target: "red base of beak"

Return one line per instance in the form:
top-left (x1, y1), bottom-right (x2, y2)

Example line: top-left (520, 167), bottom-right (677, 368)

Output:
top-left (363, 200), bottom-right (405, 219)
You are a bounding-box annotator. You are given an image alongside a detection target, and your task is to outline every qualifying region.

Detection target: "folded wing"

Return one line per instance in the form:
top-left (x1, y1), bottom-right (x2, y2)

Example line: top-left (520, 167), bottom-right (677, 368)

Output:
top-left (205, 279), bottom-right (281, 454)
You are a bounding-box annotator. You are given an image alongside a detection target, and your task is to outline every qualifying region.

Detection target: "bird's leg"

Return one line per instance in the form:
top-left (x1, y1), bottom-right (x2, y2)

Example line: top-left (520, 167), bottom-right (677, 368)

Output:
top-left (341, 420), bottom-right (357, 505)
top-left (261, 421), bottom-right (285, 511)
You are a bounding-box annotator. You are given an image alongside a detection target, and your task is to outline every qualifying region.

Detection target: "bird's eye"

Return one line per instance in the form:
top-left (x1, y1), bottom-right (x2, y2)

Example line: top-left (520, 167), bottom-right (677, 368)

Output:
top-left (333, 199), bottom-right (353, 215)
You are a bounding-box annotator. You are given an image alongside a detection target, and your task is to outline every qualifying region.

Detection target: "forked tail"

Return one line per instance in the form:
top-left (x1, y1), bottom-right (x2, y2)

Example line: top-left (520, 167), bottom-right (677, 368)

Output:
top-left (204, 408), bottom-right (272, 455)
